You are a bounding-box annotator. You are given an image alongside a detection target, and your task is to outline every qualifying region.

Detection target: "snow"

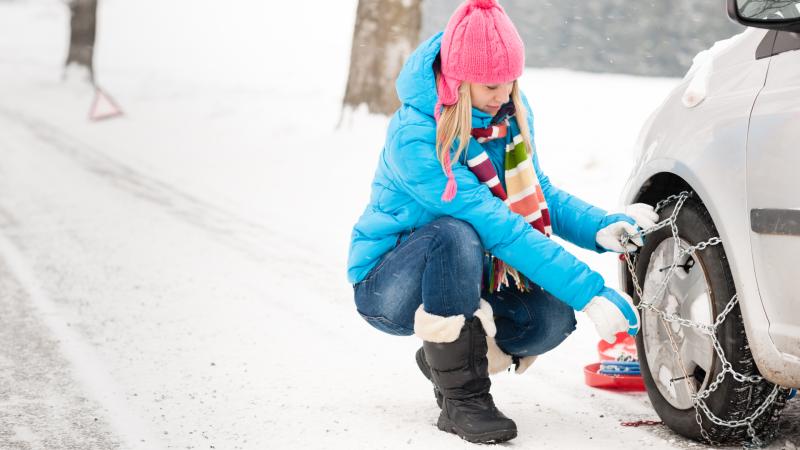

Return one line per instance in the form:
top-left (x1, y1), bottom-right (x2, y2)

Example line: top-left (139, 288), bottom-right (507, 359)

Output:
top-left (681, 30), bottom-right (749, 108)
top-left (0, 0), bottom-right (796, 449)
top-left (0, 232), bottom-right (157, 449)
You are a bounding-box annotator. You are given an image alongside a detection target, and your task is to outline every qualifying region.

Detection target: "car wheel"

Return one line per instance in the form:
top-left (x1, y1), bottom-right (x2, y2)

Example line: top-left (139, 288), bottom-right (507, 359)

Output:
top-left (631, 195), bottom-right (789, 444)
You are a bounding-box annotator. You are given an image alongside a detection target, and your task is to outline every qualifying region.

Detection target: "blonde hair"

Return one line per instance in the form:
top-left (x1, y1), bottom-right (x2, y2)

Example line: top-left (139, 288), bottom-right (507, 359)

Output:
top-left (435, 79), bottom-right (534, 175)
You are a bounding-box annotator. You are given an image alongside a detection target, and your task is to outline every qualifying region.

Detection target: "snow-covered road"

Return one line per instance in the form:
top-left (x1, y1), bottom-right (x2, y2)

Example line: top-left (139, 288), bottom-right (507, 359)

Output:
top-left (0, 107), bottom-right (362, 449)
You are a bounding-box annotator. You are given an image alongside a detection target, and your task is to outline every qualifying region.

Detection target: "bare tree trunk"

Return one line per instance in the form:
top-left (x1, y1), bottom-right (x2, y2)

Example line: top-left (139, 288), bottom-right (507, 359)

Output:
top-left (65, 0), bottom-right (98, 83)
top-left (342, 0), bottom-right (422, 116)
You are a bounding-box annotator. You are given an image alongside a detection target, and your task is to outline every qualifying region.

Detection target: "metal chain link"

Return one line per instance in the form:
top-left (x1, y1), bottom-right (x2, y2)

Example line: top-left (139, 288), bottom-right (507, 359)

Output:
top-left (620, 191), bottom-right (787, 447)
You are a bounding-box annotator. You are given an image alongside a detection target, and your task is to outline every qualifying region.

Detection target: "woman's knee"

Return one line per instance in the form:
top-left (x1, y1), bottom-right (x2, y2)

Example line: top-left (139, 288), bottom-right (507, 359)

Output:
top-left (554, 306), bottom-right (578, 339)
top-left (499, 300), bottom-right (577, 356)
top-left (354, 284), bottom-right (417, 336)
top-left (537, 304), bottom-right (576, 353)
top-left (428, 217), bottom-right (483, 271)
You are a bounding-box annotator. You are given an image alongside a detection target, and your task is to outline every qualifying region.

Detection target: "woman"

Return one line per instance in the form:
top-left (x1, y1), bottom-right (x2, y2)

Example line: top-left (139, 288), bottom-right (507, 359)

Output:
top-left (346, 0), bottom-right (657, 443)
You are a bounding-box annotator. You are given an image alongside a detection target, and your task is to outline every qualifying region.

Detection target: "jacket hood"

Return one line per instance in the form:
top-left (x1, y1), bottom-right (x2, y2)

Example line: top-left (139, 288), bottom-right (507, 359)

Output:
top-left (395, 32), bottom-right (494, 128)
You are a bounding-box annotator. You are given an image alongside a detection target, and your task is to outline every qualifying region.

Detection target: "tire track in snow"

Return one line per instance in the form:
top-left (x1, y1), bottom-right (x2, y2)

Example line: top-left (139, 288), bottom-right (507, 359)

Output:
top-left (0, 107), bottom-right (341, 297)
top-left (0, 112), bottom-right (329, 449)
top-left (0, 231), bottom-right (163, 450)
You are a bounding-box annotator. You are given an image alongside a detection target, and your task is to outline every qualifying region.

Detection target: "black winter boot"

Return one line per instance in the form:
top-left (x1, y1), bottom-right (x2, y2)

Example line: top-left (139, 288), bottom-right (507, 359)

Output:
top-left (421, 317), bottom-right (517, 443)
top-left (415, 346), bottom-right (443, 408)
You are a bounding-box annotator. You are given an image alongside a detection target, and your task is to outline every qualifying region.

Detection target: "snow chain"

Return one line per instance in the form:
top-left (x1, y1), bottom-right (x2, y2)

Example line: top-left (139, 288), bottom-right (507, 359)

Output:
top-left (620, 191), bottom-right (789, 448)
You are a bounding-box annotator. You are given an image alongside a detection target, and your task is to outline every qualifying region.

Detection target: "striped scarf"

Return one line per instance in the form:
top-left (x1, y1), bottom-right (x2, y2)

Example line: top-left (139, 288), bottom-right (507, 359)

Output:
top-left (468, 103), bottom-right (552, 292)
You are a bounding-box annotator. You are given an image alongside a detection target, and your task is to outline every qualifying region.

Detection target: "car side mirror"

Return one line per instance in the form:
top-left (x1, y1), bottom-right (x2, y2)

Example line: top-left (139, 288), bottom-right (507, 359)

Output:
top-left (727, 0), bottom-right (800, 31)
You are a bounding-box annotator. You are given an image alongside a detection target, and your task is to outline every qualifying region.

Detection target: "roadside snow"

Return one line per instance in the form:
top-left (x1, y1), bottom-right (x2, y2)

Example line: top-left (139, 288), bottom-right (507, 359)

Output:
top-left (3, 1), bottom-right (795, 449)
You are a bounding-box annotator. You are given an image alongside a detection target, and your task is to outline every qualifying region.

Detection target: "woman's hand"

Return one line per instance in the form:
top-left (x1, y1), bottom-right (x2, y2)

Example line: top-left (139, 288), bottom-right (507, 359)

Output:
top-left (583, 287), bottom-right (640, 344)
top-left (595, 203), bottom-right (658, 253)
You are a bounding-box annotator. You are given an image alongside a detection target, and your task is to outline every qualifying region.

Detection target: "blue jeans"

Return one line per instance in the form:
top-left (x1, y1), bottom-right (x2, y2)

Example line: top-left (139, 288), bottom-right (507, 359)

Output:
top-left (352, 217), bottom-right (577, 357)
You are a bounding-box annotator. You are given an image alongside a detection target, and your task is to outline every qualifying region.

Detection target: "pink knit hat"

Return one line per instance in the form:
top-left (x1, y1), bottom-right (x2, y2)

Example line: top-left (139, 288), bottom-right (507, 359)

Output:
top-left (436, 0), bottom-right (525, 201)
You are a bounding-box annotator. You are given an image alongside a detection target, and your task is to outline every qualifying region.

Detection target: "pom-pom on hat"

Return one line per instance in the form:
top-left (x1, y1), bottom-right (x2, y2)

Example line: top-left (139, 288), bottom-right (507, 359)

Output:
top-left (434, 0), bottom-right (525, 122)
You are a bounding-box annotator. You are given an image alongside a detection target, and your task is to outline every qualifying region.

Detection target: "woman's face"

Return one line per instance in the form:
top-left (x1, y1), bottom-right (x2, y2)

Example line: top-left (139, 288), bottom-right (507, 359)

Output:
top-left (469, 81), bottom-right (514, 116)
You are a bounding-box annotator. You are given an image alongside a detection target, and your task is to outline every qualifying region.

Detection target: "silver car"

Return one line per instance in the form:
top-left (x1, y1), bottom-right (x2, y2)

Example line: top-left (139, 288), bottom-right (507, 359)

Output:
top-left (619, 0), bottom-right (800, 444)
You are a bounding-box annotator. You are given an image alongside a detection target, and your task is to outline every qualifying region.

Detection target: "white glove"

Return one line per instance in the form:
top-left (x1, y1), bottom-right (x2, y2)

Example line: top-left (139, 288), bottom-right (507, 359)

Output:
top-left (625, 203), bottom-right (659, 230)
top-left (583, 287), bottom-right (640, 344)
top-left (595, 203), bottom-right (659, 253)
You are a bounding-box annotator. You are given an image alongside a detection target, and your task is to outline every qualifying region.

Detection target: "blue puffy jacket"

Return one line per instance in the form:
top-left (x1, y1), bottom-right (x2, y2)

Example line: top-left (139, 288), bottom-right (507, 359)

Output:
top-left (347, 32), bottom-right (611, 310)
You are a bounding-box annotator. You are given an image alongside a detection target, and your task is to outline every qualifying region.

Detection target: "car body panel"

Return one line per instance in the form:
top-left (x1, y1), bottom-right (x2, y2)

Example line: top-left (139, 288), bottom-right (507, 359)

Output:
top-left (620, 28), bottom-right (800, 387)
top-left (747, 44), bottom-right (800, 366)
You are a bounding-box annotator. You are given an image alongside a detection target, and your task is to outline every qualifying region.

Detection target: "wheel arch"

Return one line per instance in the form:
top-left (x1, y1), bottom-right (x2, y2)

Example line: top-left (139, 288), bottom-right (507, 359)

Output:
top-left (630, 172), bottom-right (694, 209)
top-left (620, 171), bottom-right (699, 300)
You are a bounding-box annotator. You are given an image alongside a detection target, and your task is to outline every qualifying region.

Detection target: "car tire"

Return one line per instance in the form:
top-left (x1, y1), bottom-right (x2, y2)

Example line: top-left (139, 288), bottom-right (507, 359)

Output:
top-left (630, 195), bottom-right (789, 444)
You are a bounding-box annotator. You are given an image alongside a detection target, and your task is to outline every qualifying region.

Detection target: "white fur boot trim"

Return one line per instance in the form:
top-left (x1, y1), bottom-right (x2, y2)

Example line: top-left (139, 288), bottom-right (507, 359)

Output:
top-left (486, 339), bottom-right (539, 375)
top-left (413, 305), bottom-right (465, 343)
top-left (472, 299), bottom-right (496, 338)
top-left (414, 299), bottom-right (498, 344)
top-left (486, 336), bottom-right (514, 375)
top-left (514, 355), bottom-right (538, 374)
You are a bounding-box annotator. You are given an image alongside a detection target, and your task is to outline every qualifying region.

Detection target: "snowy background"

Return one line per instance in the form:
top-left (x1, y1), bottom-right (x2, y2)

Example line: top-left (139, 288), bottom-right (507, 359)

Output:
top-left (0, 0), bottom-right (797, 449)
top-left (421, 0), bottom-right (744, 76)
